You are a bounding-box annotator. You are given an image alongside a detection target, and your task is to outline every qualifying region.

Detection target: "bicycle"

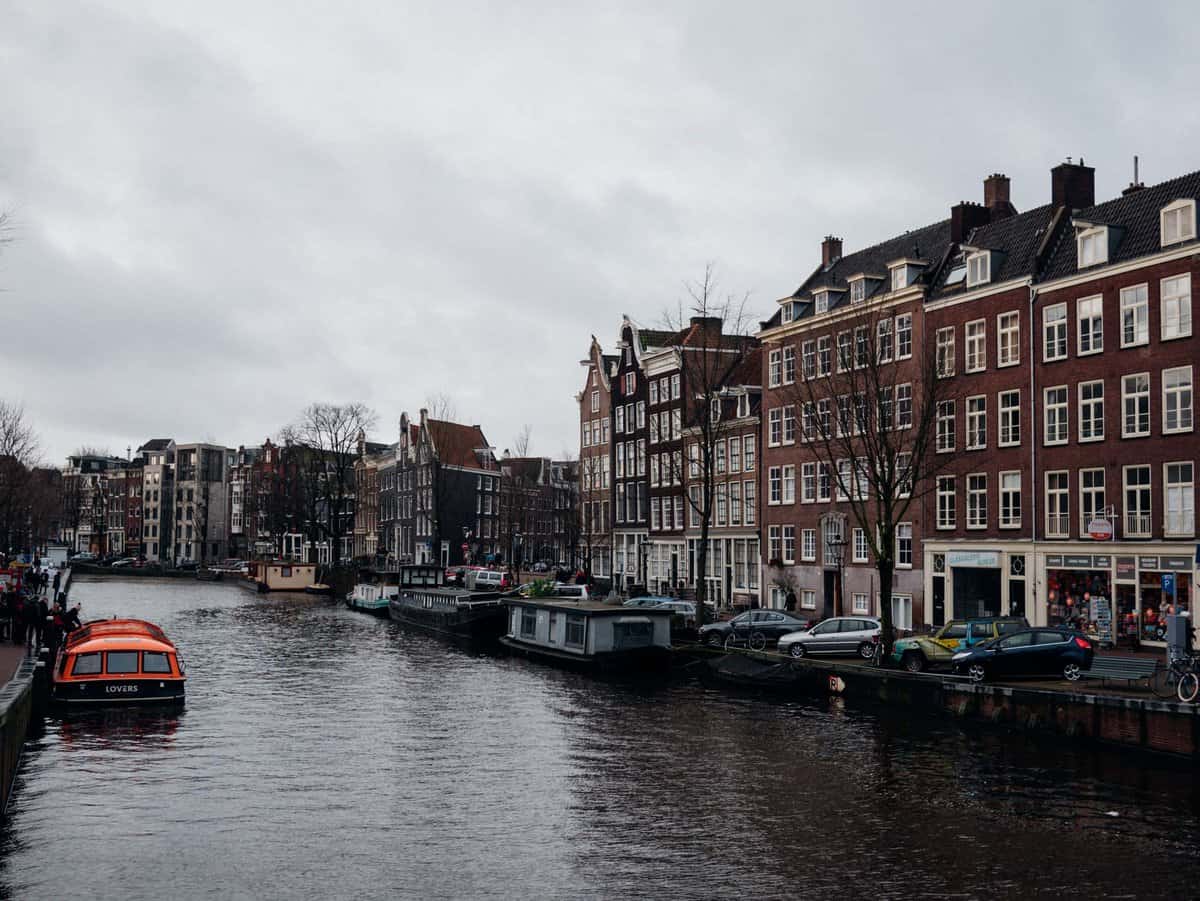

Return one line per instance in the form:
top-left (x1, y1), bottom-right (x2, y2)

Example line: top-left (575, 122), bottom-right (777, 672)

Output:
top-left (1175, 654), bottom-right (1200, 703)
top-left (1150, 651), bottom-right (1198, 700)
top-left (724, 629), bottom-right (767, 652)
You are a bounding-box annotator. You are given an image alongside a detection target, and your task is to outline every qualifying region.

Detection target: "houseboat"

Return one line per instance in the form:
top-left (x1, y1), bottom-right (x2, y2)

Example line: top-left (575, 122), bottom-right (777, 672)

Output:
top-left (388, 564), bottom-right (507, 641)
top-left (240, 560), bottom-right (318, 593)
top-left (501, 596), bottom-right (675, 672)
top-left (52, 618), bottom-right (186, 705)
top-left (346, 571), bottom-right (398, 616)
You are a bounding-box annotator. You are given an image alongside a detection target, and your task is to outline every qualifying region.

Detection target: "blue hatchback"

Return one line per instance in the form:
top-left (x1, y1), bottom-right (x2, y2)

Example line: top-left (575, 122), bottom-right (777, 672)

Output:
top-left (952, 628), bottom-right (1094, 683)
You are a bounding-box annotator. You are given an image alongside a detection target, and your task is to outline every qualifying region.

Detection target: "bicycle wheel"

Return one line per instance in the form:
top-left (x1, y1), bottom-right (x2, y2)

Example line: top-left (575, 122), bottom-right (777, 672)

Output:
top-left (1151, 664), bottom-right (1181, 699)
top-left (1178, 671), bottom-right (1200, 704)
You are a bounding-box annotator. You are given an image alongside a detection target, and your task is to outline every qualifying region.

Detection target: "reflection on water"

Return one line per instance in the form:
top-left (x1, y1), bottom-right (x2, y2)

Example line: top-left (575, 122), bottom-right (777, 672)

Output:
top-left (0, 576), bottom-right (1197, 899)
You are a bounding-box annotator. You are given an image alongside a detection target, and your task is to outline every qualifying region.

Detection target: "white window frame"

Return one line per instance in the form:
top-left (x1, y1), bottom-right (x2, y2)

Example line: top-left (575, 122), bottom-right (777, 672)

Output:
top-left (1043, 302), bottom-right (1067, 362)
top-left (965, 319), bottom-right (986, 372)
top-left (1164, 461), bottom-right (1195, 537)
top-left (896, 523), bottom-right (912, 569)
top-left (1077, 226), bottom-right (1108, 268)
top-left (814, 292), bottom-right (829, 314)
top-left (896, 314), bottom-right (912, 359)
top-left (1076, 295), bottom-right (1103, 356)
top-left (999, 390), bottom-right (1020, 447)
top-left (935, 327), bottom-right (955, 378)
top-left (1043, 385), bottom-right (1069, 446)
top-left (1124, 465), bottom-right (1152, 538)
top-left (850, 278), bottom-right (866, 304)
top-left (1045, 470), bottom-right (1069, 538)
top-left (801, 528), bottom-right (816, 562)
top-left (1078, 380), bottom-right (1105, 443)
top-left (782, 346), bottom-right (796, 384)
top-left (997, 311), bottom-right (1020, 367)
top-left (966, 252), bottom-right (990, 287)
top-left (1120, 284), bottom-right (1149, 348)
top-left (1163, 365), bottom-right (1193, 434)
top-left (890, 265), bottom-right (908, 292)
top-left (1161, 274), bottom-right (1193, 341)
top-left (1161, 199), bottom-right (1197, 247)
top-left (966, 395), bottom-right (986, 450)
top-left (1079, 467), bottom-right (1105, 536)
top-left (936, 476), bottom-right (956, 530)
top-left (852, 528), bottom-right (868, 563)
top-left (936, 400), bottom-right (956, 453)
top-left (999, 471), bottom-right (1022, 529)
top-left (768, 349), bottom-right (782, 388)
top-left (1122, 372), bottom-right (1151, 438)
top-left (967, 473), bottom-right (987, 530)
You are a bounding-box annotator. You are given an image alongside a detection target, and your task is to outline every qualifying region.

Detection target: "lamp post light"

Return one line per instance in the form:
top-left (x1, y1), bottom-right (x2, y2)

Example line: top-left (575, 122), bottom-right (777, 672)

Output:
top-left (826, 533), bottom-right (847, 619)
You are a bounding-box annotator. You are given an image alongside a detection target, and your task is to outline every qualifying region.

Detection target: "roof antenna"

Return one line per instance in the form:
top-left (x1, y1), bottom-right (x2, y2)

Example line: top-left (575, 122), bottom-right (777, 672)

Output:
top-left (1134, 154), bottom-right (1139, 184)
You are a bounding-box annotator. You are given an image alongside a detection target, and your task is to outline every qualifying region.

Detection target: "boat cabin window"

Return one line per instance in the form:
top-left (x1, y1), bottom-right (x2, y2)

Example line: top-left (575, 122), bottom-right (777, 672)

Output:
top-left (565, 615), bottom-right (585, 648)
top-left (520, 609), bottom-right (537, 639)
top-left (106, 651), bottom-right (140, 674)
top-left (72, 652), bottom-right (102, 676)
top-left (143, 652), bottom-right (172, 674)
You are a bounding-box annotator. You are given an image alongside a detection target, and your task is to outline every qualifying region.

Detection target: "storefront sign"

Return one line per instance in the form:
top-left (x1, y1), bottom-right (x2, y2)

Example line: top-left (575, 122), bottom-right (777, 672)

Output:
top-left (1064, 554), bottom-right (1096, 568)
top-left (1116, 557), bottom-right (1137, 582)
top-left (1161, 556), bottom-right (1192, 571)
top-left (1093, 556), bottom-right (1111, 568)
top-left (1050, 554), bottom-right (1111, 570)
top-left (1087, 518), bottom-right (1113, 541)
top-left (947, 550), bottom-right (1000, 568)
top-left (1139, 556), bottom-right (1159, 570)
top-left (1046, 555), bottom-right (1063, 568)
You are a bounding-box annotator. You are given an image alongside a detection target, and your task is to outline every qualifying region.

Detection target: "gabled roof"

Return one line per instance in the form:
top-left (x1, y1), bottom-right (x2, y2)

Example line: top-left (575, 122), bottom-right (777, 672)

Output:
top-left (426, 419), bottom-right (495, 470)
top-left (1040, 168), bottom-right (1200, 281)
top-left (931, 204), bottom-right (1058, 298)
top-left (765, 219), bottom-right (955, 328)
top-left (138, 438), bottom-right (173, 452)
top-left (727, 344), bottom-right (763, 387)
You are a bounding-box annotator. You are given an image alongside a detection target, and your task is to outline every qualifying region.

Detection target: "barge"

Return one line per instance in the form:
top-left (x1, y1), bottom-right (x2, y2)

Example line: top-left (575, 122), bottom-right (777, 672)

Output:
top-left (240, 560), bottom-right (318, 593)
top-left (388, 564), bottom-right (507, 641)
top-left (52, 618), bottom-right (186, 705)
top-left (501, 596), bottom-right (674, 672)
top-left (347, 572), bottom-right (398, 616)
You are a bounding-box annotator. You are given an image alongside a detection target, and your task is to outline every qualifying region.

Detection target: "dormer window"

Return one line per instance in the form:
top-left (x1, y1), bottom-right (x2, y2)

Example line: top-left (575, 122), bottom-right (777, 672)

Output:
top-left (966, 252), bottom-right (990, 287)
top-left (1077, 227), bottom-right (1108, 268)
top-left (737, 393), bottom-right (750, 418)
top-left (814, 292), bottom-right (829, 314)
top-left (1161, 199), bottom-right (1197, 247)
top-left (890, 266), bottom-right (908, 292)
top-left (849, 278), bottom-right (866, 305)
top-left (781, 301), bottom-right (795, 324)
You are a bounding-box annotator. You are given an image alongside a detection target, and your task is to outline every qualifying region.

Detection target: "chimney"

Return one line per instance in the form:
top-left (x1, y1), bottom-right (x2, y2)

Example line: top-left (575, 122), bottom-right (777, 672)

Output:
top-left (821, 235), bottom-right (842, 268)
top-left (983, 173), bottom-right (1016, 221)
top-left (950, 201), bottom-right (990, 243)
top-left (1051, 159), bottom-right (1095, 211)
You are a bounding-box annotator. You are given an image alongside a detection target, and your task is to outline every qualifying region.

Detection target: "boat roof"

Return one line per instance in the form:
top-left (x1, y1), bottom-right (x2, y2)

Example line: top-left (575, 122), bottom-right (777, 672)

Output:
top-left (65, 618), bottom-right (175, 649)
top-left (504, 597), bottom-right (676, 616)
top-left (67, 634), bottom-right (178, 655)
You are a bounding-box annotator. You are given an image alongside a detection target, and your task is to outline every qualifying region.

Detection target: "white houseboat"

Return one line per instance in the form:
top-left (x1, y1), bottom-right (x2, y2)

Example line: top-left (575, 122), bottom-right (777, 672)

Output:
top-left (500, 596), bottom-right (674, 672)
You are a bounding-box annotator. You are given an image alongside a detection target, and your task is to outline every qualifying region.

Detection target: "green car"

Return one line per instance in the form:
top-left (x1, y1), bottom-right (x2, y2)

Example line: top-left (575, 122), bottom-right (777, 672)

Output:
top-left (891, 616), bottom-right (1029, 673)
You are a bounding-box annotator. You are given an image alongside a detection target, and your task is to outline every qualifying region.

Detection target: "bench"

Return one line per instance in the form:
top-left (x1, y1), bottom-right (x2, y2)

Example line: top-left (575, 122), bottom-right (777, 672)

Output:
top-left (1081, 655), bottom-right (1160, 688)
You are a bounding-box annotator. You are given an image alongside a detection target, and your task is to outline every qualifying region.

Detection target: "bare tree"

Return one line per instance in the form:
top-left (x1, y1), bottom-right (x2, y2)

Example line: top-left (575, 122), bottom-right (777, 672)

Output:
top-left (777, 300), bottom-right (955, 654)
top-left (286, 403), bottom-right (378, 568)
top-left (424, 392), bottom-right (458, 422)
top-left (661, 265), bottom-right (756, 625)
top-left (513, 424), bottom-right (533, 457)
top-left (0, 401), bottom-right (40, 465)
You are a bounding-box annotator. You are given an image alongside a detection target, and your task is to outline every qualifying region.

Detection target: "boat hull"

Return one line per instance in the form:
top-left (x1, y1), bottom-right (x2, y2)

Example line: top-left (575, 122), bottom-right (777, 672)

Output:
top-left (347, 599), bottom-right (392, 617)
top-left (388, 598), bottom-right (507, 641)
top-left (51, 678), bottom-right (186, 705)
top-left (499, 636), bottom-right (671, 673)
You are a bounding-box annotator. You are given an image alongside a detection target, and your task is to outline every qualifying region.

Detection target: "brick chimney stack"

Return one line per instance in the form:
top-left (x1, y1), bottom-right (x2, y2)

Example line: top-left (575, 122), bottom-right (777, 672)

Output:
top-left (984, 173), bottom-right (1010, 209)
top-left (822, 235), bottom-right (842, 268)
top-left (950, 201), bottom-right (990, 243)
top-left (1051, 159), bottom-right (1096, 211)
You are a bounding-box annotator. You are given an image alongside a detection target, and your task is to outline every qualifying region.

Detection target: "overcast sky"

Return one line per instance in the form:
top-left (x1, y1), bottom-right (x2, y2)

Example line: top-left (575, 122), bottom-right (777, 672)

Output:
top-left (2, 1), bottom-right (1199, 466)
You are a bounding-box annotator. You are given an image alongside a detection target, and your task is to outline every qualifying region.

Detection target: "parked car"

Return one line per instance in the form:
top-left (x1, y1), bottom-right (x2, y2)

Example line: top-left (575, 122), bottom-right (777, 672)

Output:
top-left (777, 617), bottom-right (883, 660)
top-left (531, 562), bottom-right (550, 573)
top-left (111, 557), bottom-right (138, 568)
top-left (891, 616), bottom-right (1029, 672)
top-left (175, 561), bottom-right (199, 572)
top-left (551, 583), bottom-right (589, 600)
top-left (699, 610), bottom-right (813, 649)
top-left (72, 552), bottom-right (97, 562)
top-left (623, 595), bottom-right (675, 608)
top-left (464, 569), bottom-right (510, 591)
top-left (951, 628), bottom-right (1094, 683)
top-left (652, 600), bottom-right (697, 628)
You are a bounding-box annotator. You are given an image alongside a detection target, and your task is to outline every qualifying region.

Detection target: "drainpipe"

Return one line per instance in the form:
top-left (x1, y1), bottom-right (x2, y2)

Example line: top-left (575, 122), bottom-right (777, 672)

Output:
top-left (1028, 283), bottom-right (1038, 624)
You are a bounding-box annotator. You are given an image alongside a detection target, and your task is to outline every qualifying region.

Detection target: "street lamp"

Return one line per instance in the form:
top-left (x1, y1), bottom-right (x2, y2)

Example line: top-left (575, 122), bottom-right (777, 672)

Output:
top-left (825, 530), bottom-right (847, 618)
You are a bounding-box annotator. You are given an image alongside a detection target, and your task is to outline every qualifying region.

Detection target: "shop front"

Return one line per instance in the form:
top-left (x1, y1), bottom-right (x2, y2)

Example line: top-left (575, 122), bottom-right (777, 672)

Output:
top-left (1044, 554), bottom-right (1113, 646)
top-left (1120, 554), bottom-right (1194, 644)
top-left (927, 545), bottom-right (1029, 626)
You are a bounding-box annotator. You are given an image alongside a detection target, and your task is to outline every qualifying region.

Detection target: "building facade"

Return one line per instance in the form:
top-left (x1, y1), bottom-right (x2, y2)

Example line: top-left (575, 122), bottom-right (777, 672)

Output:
top-left (578, 337), bottom-right (615, 579)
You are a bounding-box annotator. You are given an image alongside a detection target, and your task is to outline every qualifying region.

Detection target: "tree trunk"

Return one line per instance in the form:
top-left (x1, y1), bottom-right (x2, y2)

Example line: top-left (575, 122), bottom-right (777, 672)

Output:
top-left (695, 518), bottom-right (709, 626)
top-left (877, 556), bottom-right (896, 656)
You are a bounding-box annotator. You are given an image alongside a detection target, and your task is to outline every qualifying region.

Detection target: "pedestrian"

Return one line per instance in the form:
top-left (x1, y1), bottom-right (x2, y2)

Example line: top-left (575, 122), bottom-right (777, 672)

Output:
top-left (35, 595), bottom-right (49, 650)
top-left (52, 570), bottom-right (61, 595)
top-left (64, 604), bottom-right (82, 633)
top-left (24, 597), bottom-right (39, 650)
top-left (11, 594), bottom-right (25, 645)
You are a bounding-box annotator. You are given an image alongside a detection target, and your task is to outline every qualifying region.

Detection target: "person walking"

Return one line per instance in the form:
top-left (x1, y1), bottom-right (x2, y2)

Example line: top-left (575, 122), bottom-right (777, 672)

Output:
top-left (12, 594), bottom-right (25, 646)
top-left (64, 604), bottom-right (82, 634)
top-left (35, 595), bottom-right (49, 651)
top-left (52, 569), bottom-right (61, 595)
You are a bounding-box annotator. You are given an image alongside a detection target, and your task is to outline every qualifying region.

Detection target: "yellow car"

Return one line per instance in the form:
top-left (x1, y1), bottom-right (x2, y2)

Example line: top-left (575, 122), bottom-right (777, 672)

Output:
top-left (891, 617), bottom-right (1028, 673)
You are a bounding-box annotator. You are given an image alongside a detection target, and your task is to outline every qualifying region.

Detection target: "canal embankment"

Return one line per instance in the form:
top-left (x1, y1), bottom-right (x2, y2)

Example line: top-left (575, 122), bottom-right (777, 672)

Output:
top-left (699, 647), bottom-right (1200, 757)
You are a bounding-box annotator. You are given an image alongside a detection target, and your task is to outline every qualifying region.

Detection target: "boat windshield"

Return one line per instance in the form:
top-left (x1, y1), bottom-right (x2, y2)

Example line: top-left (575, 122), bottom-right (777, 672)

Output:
top-left (72, 653), bottom-right (102, 676)
top-left (106, 651), bottom-right (140, 674)
top-left (142, 652), bottom-right (172, 674)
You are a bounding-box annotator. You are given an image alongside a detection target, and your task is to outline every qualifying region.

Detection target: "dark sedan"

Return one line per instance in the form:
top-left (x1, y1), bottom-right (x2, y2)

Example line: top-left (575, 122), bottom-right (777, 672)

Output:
top-left (951, 628), bottom-right (1094, 683)
top-left (698, 610), bottom-right (812, 650)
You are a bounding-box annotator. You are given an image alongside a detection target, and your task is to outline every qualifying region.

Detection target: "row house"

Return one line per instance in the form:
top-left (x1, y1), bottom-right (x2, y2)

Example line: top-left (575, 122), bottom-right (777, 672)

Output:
top-left (577, 337), bottom-right (615, 578)
top-left (681, 346), bottom-right (763, 608)
top-left (1026, 166), bottom-right (1199, 644)
top-left (62, 451), bottom-right (129, 553)
top-left (758, 219), bottom-right (954, 628)
top-left (396, 409), bottom-right (500, 567)
top-left (137, 439), bottom-right (175, 562)
top-left (172, 443), bottom-right (233, 565)
top-left (610, 318), bottom-right (654, 588)
top-left (352, 433), bottom-right (392, 561)
top-left (378, 452), bottom-right (398, 565)
top-left (498, 455), bottom-right (578, 567)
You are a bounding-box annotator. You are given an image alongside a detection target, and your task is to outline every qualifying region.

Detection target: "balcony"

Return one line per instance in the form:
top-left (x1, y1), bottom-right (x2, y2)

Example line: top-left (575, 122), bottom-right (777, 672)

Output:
top-left (1125, 513), bottom-right (1151, 538)
top-left (1046, 513), bottom-right (1069, 538)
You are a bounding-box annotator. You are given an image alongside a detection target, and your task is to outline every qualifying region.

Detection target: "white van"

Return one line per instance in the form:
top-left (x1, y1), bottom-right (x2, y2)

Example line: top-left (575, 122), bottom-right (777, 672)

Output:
top-left (465, 569), bottom-right (505, 591)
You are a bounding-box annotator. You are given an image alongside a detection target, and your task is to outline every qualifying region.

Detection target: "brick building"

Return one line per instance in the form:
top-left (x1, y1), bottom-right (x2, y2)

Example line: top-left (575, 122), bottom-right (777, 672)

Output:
top-left (577, 337), bottom-right (615, 578)
top-left (611, 318), bottom-right (652, 589)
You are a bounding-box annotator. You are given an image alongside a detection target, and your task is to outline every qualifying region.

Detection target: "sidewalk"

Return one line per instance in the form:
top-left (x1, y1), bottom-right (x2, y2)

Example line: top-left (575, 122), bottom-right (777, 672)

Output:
top-left (0, 642), bottom-right (32, 686)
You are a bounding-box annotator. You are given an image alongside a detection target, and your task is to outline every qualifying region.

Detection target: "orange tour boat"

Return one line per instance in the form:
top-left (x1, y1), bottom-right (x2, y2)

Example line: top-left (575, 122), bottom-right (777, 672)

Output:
top-left (52, 618), bottom-right (186, 705)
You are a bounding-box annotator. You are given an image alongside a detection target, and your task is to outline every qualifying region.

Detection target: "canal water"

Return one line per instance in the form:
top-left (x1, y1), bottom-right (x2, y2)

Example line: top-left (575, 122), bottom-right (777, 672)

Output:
top-left (1, 577), bottom-right (1198, 899)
